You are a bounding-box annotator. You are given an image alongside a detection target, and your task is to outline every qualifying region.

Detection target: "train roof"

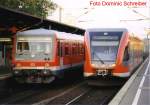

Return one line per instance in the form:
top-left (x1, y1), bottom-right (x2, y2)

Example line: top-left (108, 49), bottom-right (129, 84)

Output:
top-left (86, 28), bottom-right (128, 32)
top-left (56, 32), bottom-right (83, 41)
top-left (0, 6), bottom-right (85, 37)
top-left (17, 28), bottom-right (55, 36)
top-left (17, 28), bottom-right (83, 41)
top-left (129, 36), bottom-right (143, 42)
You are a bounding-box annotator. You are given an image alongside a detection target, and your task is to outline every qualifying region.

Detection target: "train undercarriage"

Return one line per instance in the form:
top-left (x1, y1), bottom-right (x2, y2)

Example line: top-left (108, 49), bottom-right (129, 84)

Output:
top-left (13, 69), bottom-right (56, 83)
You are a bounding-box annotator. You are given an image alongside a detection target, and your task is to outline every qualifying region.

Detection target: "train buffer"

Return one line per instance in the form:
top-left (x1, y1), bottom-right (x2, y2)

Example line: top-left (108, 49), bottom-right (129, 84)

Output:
top-left (109, 57), bottom-right (150, 105)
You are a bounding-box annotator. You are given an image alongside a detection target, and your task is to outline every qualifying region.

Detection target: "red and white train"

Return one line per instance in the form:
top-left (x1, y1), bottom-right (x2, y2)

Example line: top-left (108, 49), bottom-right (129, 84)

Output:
top-left (84, 28), bottom-right (144, 85)
top-left (12, 28), bottom-right (84, 83)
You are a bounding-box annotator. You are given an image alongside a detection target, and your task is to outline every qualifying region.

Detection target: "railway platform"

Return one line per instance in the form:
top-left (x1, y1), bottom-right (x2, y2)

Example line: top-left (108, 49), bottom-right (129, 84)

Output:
top-left (109, 57), bottom-right (150, 105)
top-left (0, 65), bottom-right (12, 94)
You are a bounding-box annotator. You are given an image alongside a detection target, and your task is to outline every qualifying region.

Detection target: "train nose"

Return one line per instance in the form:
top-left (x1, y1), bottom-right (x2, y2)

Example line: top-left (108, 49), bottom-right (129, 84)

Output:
top-left (91, 63), bottom-right (116, 69)
top-left (91, 63), bottom-right (116, 76)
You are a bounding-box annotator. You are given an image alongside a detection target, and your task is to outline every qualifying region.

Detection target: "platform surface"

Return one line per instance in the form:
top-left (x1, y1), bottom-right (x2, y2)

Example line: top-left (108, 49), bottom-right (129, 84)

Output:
top-left (109, 58), bottom-right (150, 105)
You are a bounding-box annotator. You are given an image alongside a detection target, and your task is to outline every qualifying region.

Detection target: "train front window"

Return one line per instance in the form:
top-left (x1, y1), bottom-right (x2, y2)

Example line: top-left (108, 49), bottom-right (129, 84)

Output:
top-left (90, 32), bottom-right (122, 63)
top-left (16, 37), bottom-right (53, 60)
top-left (91, 41), bottom-right (119, 62)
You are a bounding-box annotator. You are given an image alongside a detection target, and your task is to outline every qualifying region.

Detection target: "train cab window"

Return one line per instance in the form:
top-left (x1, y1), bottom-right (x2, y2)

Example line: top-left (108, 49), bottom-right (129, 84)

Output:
top-left (123, 47), bottom-right (129, 61)
top-left (16, 36), bottom-right (54, 60)
top-left (17, 42), bottom-right (29, 52)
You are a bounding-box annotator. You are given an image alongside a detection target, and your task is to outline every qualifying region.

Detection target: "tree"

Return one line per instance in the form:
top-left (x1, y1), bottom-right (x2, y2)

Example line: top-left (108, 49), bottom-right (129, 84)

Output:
top-left (0, 0), bottom-right (57, 18)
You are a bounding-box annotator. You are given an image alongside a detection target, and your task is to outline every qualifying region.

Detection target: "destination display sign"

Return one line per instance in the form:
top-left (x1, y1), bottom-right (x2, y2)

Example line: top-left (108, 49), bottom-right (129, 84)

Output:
top-left (89, 32), bottom-right (122, 41)
top-left (92, 36), bottom-right (119, 41)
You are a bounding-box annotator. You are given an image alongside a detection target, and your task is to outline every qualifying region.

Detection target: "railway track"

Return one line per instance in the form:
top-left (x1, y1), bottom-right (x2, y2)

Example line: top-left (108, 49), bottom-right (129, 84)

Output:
top-left (0, 76), bottom-right (85, 104)
top-left (31, 84), bottom-right (121, 105)
top-left (0, 76), bottom-right (122, 105)
top-left (72, 87), bottom-right (119, 105)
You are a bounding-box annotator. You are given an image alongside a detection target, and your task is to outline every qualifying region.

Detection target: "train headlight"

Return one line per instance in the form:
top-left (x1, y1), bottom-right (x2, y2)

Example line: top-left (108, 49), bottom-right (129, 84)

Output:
top-left (43, 70), bottom-right (50, 75)
top-left (14, 70), bottom-right (19, 74)
top-left (45, 63), bottom-right (49, 67)
top-left (111, 64), bottom-right (116, 67)
top-left (91, 64), bottom-right (95, 67)
top-left (43, 70), bottom-right (48, 74)
top-left (13, 70), bottom-right (22, 76)
top-left (17, 63), bottom-right (21, 67)
top-left (30, 63), bottom-right (35, 67)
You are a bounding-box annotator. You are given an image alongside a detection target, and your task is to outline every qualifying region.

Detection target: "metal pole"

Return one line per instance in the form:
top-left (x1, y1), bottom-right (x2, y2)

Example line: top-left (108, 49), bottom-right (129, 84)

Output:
top-left (59, 7), bottom-right (62, 22)
top-left (148, 35), bottom-right (150, 58)
top-left (3, 44), bottom-right (6, 65)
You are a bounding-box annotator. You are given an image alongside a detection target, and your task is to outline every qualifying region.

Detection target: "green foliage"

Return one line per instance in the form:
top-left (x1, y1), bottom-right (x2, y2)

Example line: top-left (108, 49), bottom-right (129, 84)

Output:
top-left (0, 0), bottom-right (57, 18)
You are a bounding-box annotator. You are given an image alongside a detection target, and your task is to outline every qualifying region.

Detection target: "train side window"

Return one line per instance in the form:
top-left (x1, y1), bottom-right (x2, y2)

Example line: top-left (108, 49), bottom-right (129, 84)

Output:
top-left (70, 42), bottom-right (72, 55)
top-left (123, 47), bottom-right (129, 61)
top-left (81, 44), bottom-right (84, 54)
top-left (75, 43), bottom-right (78, 55)
top-left (72, 43), bottom-right (75, 55)
top-left (73, 43), bottom-right (75, 55)
top-left (60, 42), bottom-right (63, 57)
top-left (57, 41), bottom-right (60, 56)
top-left (75, 43), bottom-right (77, 55)
top-left (65, 43), bottom-right (69, 56)
top-left (78, 42), bottom-right (80, 55)
top-left (76, 42), bottom-right (79, 55)
top-left (79, 43), bottom-right (82, 55)
top-left (69, 42), bottom-right (71, 56)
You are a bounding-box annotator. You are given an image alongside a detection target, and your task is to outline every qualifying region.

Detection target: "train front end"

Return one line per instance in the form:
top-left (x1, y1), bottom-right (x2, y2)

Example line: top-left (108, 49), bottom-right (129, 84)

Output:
top-left (12, 29), bottom-right (57, 83)
top-left (84, 28), bottom-right (129, 85)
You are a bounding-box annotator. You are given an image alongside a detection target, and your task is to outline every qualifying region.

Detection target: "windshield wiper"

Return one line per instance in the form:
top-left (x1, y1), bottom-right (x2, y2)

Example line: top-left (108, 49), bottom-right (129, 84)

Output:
top-left (92, 51), bottom-right (105, 64)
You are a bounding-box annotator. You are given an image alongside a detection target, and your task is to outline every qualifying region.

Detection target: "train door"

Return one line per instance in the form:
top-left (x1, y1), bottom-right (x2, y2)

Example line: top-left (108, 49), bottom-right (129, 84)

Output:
top-left (59, 40), bottom-right (64, 66)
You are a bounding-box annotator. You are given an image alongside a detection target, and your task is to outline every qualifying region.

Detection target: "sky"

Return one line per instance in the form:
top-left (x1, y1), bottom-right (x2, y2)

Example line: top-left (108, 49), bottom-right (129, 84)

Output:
top-left (48, 0), bottom-right (150, 38)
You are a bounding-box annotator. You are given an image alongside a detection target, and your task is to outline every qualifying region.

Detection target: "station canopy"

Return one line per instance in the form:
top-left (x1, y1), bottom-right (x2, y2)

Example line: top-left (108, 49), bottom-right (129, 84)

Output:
top-left (0, 6), bottom-right (85, 38)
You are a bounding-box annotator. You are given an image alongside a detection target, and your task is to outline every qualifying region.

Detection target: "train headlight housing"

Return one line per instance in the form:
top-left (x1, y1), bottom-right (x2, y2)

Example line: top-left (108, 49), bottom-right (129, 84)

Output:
top-left (13, 70), bottom-right (22, 76)
top-left (111, 64), bottom-right (116, 67)
top-left (16, 63), bottom-right (21, 67)
top-left (45, 63), bottom-right (49, 67)
top-left (43, 63), bottom-right (50, 76)
top-left (43, 70), bottom-right (48, 74)
top-left (44, 63), bottom-right (50, 70)
top-left (30, 63), bottom-right (35, 67)
top-left (91, 64), bottom-right (95, 67)
top-left (42, 70), bottom-right (50, 75)
top-left (14, 70), bottom-right (19, 74)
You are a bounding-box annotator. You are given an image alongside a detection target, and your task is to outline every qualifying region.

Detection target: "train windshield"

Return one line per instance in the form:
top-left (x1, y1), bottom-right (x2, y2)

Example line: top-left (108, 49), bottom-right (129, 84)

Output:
top-left (90, 32), bottom-right (122, 63)
top-left (15, 36), bottom-right (53, 60)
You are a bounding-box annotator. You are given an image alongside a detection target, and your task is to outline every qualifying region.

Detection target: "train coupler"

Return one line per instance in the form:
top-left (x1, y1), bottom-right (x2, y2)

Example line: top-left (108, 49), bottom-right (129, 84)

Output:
top-left (97, 70), bottom-right (108, 76)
